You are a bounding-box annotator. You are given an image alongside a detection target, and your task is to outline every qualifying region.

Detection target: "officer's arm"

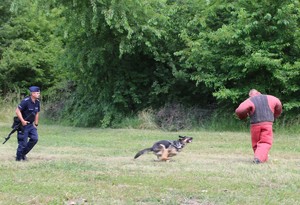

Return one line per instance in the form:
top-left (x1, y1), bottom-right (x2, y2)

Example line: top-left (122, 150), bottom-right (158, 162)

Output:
top-left (16, 108), bottom-right (28, 126)
top-left (34, 112), bottom-right (39, 127)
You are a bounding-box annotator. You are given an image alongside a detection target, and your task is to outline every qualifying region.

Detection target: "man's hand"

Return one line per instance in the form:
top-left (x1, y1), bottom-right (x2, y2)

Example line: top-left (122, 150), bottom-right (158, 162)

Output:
top-left (21, 120), bottom-right (29, 126)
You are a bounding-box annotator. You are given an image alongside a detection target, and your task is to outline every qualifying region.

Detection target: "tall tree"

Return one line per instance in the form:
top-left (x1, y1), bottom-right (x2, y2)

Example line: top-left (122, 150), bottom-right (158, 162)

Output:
top-left (0, 0), bottom-right (14, 93)
top-left (177, 0), bottom-right (300, 111)
top-left (0, 0), bottom-right (64, 94)
top-left (10, 0), bottom-right (299, 127)
top-left (33, 0), bottom-right (212, 127)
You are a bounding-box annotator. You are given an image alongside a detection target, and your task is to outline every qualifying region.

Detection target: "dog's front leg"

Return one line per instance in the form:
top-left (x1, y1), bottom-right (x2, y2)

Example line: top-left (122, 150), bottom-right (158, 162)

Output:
top-left (159, 144), bottom-right (170, 161)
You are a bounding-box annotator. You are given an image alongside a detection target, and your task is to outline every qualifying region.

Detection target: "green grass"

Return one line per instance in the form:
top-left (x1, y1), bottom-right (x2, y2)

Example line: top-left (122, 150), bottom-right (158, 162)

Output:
top-left (0, 123), bottom-right (299, 205)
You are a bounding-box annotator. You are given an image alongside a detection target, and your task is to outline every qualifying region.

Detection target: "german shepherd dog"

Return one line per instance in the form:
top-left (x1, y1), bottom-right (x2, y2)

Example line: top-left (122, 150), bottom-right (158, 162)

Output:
top-left (134, 136), bottom-right (193, 161)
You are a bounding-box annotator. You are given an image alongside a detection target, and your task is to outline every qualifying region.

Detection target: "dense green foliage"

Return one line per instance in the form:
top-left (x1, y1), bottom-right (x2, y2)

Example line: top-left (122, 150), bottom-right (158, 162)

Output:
top-left (177, 1), bottom-right (300, 109)
top-left (0, 0), bottom-right (64, 95)
top-left (2, 0), bottom-right (300, 127)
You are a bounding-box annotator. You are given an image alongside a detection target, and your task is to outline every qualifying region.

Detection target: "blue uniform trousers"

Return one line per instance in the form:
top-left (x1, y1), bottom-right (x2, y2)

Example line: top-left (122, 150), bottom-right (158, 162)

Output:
top-left (16, 124), bottom-right (38, 160)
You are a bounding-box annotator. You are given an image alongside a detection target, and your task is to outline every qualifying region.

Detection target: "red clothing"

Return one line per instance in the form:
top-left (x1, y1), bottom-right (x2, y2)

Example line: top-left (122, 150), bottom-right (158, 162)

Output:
top-left (235, 93), bottom-right (282, 162)
top-left (251, 124), bottom-right (273, 162)
top-left (235, 94), bottom-right (282, 124)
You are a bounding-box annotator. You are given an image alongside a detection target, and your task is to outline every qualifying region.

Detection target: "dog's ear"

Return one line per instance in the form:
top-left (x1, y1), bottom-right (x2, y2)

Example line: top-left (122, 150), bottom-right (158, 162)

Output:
top-left (179, 135), bottom-right (185, 139)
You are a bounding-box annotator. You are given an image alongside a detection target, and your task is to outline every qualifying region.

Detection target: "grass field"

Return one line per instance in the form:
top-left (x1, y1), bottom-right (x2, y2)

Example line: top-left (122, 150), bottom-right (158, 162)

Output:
top-left (0, 122), bottom-right (299, 205)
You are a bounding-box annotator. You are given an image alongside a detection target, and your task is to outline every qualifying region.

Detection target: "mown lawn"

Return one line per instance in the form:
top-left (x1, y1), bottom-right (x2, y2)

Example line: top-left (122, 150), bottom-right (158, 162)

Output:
top-left (0, 123), bottom-right (299, 205)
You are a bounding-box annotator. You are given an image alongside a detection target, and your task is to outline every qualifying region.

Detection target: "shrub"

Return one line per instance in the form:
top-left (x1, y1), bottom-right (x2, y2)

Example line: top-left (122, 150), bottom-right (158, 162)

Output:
top-left (155, 103), bottom-right (211, 131)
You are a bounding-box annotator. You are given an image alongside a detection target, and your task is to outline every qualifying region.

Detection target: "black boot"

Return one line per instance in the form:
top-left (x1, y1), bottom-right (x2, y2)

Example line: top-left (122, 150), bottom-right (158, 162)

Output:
top-left (253, 158), bottom-right (261, 164)
top-left (16, 156), bottom-right (22, 161)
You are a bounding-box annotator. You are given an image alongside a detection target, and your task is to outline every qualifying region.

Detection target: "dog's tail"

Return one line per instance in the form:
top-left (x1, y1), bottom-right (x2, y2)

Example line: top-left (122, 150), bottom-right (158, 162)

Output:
top-left (134, 148), bottom-right (152, 159)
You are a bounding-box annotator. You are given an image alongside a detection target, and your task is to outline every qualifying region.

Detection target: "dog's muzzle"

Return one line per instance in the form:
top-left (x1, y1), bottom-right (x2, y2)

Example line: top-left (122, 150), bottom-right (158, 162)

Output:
top-left (187, 138), bottom-right (193, 143)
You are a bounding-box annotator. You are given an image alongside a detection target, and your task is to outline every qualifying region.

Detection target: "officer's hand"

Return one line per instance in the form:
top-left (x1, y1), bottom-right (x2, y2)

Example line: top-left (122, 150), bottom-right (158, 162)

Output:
top-left (21, 121), bottom-right (29, 126)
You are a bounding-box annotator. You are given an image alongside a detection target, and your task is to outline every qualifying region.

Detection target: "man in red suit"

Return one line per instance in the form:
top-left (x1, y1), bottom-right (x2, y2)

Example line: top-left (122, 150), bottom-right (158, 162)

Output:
top-left (235, 89), bottom-right (282, 164)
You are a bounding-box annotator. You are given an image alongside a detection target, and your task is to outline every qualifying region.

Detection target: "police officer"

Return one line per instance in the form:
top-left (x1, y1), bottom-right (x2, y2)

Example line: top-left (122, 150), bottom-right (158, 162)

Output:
top-left (15, 86), bottom-right (41, 161)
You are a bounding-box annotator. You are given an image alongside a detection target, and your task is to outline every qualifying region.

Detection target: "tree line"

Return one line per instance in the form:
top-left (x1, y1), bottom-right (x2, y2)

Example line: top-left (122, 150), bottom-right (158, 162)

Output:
top-left (1, 0), bottom-right (299, 127)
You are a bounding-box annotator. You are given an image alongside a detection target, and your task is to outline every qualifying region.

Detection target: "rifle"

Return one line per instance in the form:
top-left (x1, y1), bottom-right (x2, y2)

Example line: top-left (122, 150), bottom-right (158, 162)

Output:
top-left (2, 112), bottom-right (36, 144)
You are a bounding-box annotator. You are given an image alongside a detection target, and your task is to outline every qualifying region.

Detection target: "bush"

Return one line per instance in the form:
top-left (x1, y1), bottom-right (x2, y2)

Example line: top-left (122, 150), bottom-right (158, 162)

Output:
top-left (0, 91), bottom-right (24, 123)
top-left (155, 103), bottom-right (211, 131)
top-left (137, 109), bottom-right (158, 130)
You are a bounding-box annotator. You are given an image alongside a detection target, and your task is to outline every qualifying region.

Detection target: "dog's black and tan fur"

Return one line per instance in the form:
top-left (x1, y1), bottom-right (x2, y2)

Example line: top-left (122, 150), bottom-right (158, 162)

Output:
top-left (134, 136), bottom-right (193, 161)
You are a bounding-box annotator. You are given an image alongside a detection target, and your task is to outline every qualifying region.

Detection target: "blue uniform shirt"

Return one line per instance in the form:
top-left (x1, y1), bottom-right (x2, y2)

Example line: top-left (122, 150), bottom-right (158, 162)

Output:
top-left (18, 96), bottom-right (40, 123)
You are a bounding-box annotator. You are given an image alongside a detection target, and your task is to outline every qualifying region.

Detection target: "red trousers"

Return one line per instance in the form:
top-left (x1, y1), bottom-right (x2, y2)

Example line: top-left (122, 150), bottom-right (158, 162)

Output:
top-left (250, 124), bottom-right (273, 162)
